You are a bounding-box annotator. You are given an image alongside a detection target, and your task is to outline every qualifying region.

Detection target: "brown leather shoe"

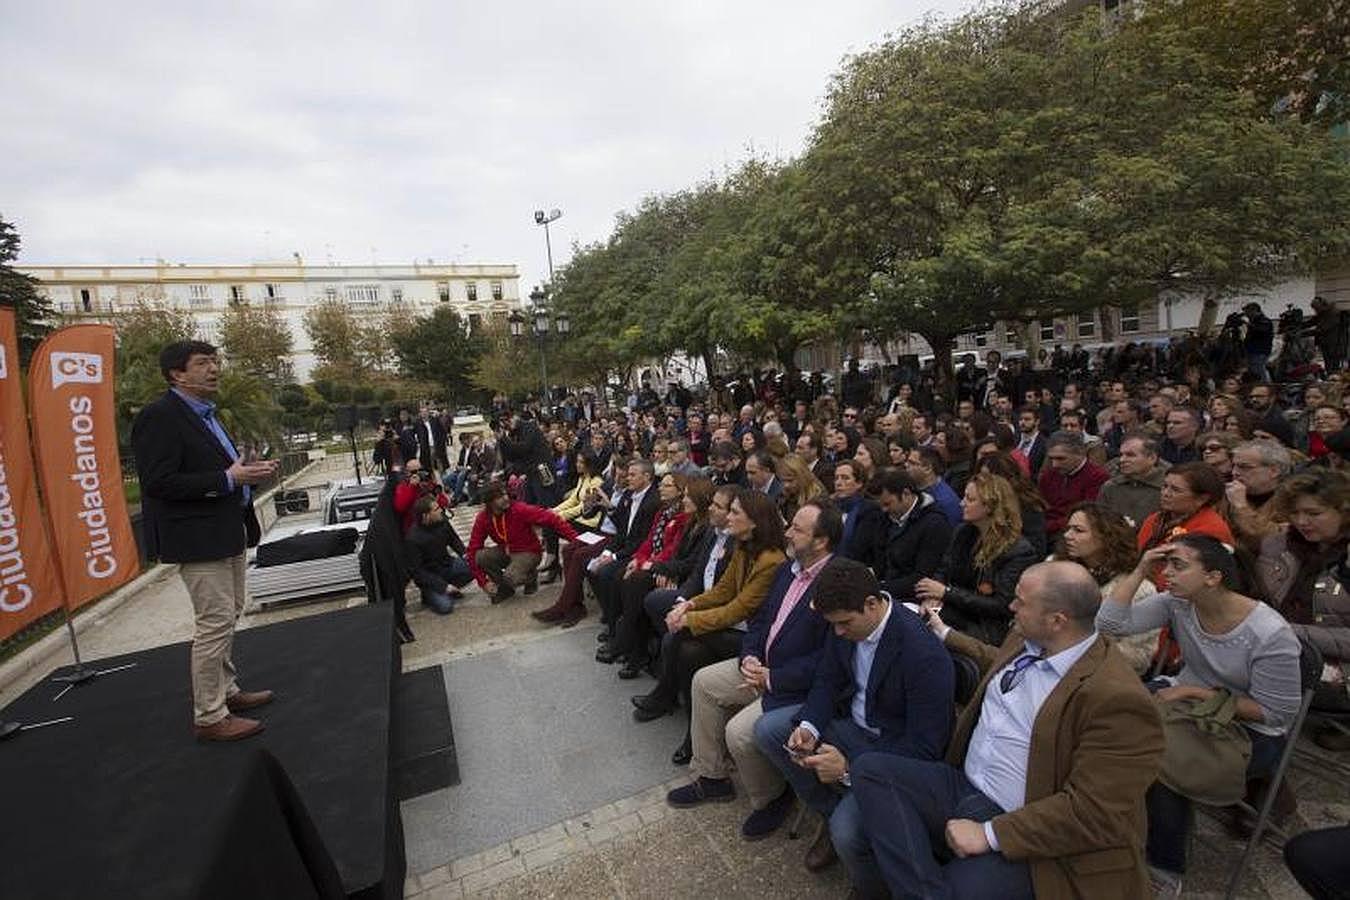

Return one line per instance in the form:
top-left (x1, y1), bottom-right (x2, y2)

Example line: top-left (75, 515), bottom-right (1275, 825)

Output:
top-left (226, 690), bottom-right (274, 712)
top-left (194, 715), bottom-right (263, 742)
top-left (804, 818), bottom-right (837, 871)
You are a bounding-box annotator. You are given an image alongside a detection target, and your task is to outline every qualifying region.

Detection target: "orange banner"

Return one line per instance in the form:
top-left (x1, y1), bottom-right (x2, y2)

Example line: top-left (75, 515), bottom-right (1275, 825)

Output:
top-left (0, 310), bottom-right (66, 638)
top-left (26, 324), bottom-right (139, 610)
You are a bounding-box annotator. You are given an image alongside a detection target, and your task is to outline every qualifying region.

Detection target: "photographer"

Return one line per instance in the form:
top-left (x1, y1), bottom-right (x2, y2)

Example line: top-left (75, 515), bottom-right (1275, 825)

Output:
top-left (372, 418), bottom-right (403, 474)
top-left (393, 459), bottom-right (450, 534)
top-left (407, 495), bottom-right (472, 614)
top-left (1242, 302), bottom-right (1275, 383)
top-left (496, 408), bottom-right (561, 508)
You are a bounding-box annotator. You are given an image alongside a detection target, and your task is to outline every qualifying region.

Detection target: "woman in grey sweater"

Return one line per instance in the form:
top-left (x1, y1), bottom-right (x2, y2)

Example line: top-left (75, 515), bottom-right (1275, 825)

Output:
top-left (1097, 533), bottom-right (1301, 895)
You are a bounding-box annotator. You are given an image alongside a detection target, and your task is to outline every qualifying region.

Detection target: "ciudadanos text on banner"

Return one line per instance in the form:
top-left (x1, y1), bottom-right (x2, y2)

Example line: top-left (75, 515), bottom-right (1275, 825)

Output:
top-left (27, 324), bottom-right (140, 610)
top-left (0, 309), bottom-right (66, 639)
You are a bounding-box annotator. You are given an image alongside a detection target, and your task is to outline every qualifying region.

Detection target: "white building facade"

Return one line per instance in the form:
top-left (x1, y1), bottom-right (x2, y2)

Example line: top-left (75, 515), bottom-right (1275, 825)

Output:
top-left (19, 259), bottom-right (523, 381)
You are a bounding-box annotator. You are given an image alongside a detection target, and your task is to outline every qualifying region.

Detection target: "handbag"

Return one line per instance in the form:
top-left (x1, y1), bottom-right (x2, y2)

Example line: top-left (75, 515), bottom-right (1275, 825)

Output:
top-left (1157, 689), bottom-right (1252, 805)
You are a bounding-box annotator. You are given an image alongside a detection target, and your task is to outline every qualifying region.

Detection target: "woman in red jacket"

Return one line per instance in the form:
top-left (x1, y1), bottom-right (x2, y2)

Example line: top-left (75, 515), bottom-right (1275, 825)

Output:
top-left (1135, 462), bottom-right (1235, 675)
top-left (1137, 462), bottom-right (1236, 591)
top-left (598, 473), bottom-right (697, 667)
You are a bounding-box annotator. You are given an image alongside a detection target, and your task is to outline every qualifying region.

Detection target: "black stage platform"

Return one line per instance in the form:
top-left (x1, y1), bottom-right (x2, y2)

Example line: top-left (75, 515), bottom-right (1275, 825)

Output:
top-left (0, 604), bottom-right (417, 900)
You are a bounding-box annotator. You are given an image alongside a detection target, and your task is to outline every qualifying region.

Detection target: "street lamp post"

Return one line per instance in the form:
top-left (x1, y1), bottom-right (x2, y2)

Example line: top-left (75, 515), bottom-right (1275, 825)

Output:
top-left (533, 208), bottom-right (562, 284)
top-left (512, 288), bottom-right (570, 408)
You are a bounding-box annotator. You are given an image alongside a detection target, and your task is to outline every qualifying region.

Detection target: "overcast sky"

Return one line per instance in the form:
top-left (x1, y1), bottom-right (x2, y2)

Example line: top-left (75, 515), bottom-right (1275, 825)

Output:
top-left (3, 1), bottom-right (973, 292)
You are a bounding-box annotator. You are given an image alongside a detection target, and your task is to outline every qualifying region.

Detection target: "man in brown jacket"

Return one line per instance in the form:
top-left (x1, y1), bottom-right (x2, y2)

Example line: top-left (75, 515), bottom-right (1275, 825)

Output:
top-left (851, 561), bottom-right (1164, 900)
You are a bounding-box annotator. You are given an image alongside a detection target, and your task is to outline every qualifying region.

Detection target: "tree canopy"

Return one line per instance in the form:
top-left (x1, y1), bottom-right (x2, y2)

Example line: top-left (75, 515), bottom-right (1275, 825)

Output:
top-left (0, 216), bottom-right (55, 365)
top-left (544, 0), bottom-right (1350, 394)
top-left (217, 301), bottom-right (295, 387)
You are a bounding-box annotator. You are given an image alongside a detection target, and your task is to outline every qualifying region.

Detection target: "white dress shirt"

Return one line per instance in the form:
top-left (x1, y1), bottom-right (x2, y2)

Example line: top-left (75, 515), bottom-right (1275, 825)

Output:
top-left (963, 631), bottom-right (1099, 850)
top-left (801, 599), bottom-right (893, 740)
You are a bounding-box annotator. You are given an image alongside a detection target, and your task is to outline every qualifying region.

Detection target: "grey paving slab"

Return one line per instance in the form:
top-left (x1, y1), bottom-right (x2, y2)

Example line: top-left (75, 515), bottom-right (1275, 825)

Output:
top-left (400, 626), bottom-right (688, 873)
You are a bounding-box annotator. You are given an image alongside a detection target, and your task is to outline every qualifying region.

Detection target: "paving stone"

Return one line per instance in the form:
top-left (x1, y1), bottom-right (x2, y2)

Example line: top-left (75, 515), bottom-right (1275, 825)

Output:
top-left (417, 864), bottom-right (452, 890)
top-left (459, 857), bottom-right (527, 895)
top-left (419, 880), bottom-right (464, 900)
top-left (521, 836), bottom-right (584, 871)
top-left (450, 843), bottom-right (514, 880)
top-left (510, 822), bottom-right (569, 854)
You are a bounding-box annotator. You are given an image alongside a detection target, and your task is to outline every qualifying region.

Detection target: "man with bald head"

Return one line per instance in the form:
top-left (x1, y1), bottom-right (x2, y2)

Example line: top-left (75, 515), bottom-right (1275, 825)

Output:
top-left (853, 561), bottom-right (1164, 900)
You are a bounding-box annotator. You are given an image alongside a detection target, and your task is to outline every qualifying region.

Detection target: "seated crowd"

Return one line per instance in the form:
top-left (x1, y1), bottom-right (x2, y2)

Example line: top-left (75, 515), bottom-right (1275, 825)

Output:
top-left (386, 360), bottom-right (1350, 899)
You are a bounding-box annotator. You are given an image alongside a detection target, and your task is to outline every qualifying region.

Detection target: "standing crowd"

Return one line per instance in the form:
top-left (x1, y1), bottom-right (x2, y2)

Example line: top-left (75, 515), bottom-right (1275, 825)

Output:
top-left (375, 329), bottom-right (1350, 899)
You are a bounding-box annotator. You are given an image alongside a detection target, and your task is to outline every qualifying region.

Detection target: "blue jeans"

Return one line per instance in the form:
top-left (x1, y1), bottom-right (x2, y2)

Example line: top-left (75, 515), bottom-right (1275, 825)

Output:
top-left (753, 706), bottom-right (886, 897)
top-left (443, 468), bottom-right (469, 501)
top-left (851, 754), bottom-right (1032, 900)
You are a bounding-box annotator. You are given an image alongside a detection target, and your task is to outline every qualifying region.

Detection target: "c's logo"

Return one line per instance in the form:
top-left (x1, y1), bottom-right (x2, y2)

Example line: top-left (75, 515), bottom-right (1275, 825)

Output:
top-left (51, 352), bottom-right (104, 387)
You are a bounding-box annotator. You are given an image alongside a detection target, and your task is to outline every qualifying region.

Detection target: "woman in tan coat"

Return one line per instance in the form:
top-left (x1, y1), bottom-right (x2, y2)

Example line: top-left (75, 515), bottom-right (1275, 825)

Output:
top-left (631, 489), bottom-right (785, 761)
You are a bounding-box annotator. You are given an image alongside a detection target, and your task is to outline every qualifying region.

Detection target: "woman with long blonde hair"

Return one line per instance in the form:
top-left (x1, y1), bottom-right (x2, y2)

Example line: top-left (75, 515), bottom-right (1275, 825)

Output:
top-left (776, 452), bottom-right (826, 523)
top-left (915, 472), bottom-right (1039, 645)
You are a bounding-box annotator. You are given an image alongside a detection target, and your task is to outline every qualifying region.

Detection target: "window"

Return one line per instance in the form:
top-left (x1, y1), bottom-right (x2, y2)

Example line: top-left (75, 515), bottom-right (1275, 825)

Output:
top-left (79, 288), bottom-right (93, 312)
top-left (466, 282), bottom-right (478, 302)
top-left (1004, 325), bottom-right (1018, 344)
top-left (490, 281), bottom-right (503, 301)
top-left (1039, 318), bottom-right (1054, 342)
top-left (229, 284), bottom-right (246, 304)
top-left (1119, 306), bottom-right (1141, 333)
top-left (1077, 311), bottom-right (1096, 338)
top-left (974, 332), bottom-right (988, 348)
top-left (265, 283), bottom-right (281, 301)
top-left (188, 284), bottom-right (211, 307)
top-left (345, 284), bottom-right (379, 305)
top-left (391, 288), bottom-right (404, 304)
top-left (436, 281), bottom-right (450, 303)
top-left (468, 313), bottom-right (482, 333)
top-left (325, 286), bottom-right (338, 301)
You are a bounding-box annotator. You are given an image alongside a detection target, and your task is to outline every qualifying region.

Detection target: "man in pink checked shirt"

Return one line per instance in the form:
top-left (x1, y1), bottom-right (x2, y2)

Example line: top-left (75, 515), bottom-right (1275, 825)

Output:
top-left (664, 499), bottom-right (842, 841)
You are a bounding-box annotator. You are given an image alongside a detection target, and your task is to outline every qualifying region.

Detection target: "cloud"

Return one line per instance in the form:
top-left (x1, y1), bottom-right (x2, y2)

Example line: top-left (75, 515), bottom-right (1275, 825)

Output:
top-left (1, 0), bottom-right (973, 287)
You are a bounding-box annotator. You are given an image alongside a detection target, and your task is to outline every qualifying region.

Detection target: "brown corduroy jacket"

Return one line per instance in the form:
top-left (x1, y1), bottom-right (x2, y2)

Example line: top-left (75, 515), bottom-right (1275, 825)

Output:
top-left (945, 628), bottom-right (1164, 900)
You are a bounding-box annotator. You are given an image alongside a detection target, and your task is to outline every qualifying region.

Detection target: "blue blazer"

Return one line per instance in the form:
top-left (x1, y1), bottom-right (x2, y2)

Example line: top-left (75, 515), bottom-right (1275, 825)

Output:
top-left (740, 561), bottom-right (831, 711)
top-left (797, 602), bottom-right (954, 761)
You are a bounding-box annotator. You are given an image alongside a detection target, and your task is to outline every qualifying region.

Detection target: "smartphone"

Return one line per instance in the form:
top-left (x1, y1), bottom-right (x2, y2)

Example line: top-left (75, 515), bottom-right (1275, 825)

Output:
top-left (783, 742), bottom-right (812, 761)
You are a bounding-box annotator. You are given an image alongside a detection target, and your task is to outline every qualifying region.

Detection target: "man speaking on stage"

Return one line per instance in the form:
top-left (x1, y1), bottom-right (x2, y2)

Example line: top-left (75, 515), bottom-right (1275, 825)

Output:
top-left (131, 340), bottom-right (278, 742)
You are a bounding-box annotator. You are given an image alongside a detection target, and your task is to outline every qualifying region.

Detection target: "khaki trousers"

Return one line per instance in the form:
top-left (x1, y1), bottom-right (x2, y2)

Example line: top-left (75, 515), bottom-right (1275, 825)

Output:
top-left (179, 550), bottom-right (249, 726)
top-left (475, 546), bottom-right (541, 591)
top-left (690, 657), bottom-right (785, 808)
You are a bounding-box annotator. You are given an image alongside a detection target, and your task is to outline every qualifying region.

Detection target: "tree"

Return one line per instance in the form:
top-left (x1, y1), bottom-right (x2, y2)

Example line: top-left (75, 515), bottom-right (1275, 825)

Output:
top-left (303, 298), bottom-right (370, 382)
top-left (471, 319), bottom-right (541, 399)
top-left (216, 301), bottom-right (294, 386)
top-left (0, 216), bottom-right (56, 365)
top-left (796, 0), bottom-right (1350, 394)
top-left (390, 306), bottom-right (481, 403)
top-left (114, 302), bottom-right (198, 443)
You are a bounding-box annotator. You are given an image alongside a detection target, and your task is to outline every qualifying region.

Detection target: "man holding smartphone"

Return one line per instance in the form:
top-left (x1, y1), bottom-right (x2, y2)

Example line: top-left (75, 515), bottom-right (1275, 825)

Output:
top-left (754, 559), bottom-right (954, 895)
top-left (666, 500), bottom-right (839, 840)
top-left (132, 340), bottom-right (279, 742)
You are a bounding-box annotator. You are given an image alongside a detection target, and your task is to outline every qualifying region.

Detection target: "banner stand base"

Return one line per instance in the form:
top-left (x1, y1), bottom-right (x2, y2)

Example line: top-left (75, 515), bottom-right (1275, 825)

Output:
top-left (50, 661), bottom-right (138, 698)
top-left (0, 716), bottom-right (74, 741)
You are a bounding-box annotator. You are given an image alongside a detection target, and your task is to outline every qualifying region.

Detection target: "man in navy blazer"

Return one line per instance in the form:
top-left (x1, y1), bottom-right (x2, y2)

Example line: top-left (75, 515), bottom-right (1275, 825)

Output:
top-left (755, 558), bottom-right (954, 897)
top-left (666, 500), bottom-right (841, 840)
top-left (132, 340), bottom-right (279, 742)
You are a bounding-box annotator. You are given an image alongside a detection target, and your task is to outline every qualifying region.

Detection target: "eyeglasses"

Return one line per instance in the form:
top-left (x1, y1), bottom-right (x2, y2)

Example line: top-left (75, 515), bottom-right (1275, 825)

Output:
top-left (1202, 444), bottom-right (1226, 453)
